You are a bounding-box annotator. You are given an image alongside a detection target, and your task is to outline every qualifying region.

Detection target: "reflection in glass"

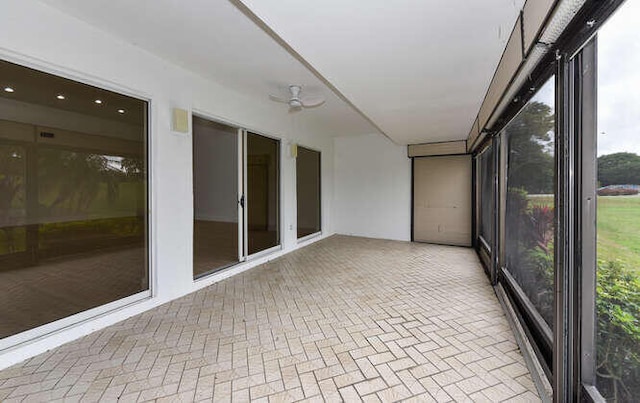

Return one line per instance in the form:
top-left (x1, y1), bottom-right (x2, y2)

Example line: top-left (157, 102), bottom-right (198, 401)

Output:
top-left (297, 146), bottom-right (321, 239)
top-left (36, 149), bottom-right (146, 260)
top-left (0, 144), bottom-right (26, 259)
top-left (192, 117), bottom-right (239, 277)
top-left (504, 77), bottom-right (555, 327)
top-left (0, 59), bottom-right (147, 339)
top-left (247, 133), bottom-right (279, 255)
top-left (595, 2), bottom-right (640, 399)
top-left (479, 145), bottom-right (494, 247)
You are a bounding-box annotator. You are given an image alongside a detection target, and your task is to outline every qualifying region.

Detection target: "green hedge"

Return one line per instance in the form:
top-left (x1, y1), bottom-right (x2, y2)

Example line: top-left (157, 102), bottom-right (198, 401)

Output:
top-left (596, 260), bottom-right (640, 401)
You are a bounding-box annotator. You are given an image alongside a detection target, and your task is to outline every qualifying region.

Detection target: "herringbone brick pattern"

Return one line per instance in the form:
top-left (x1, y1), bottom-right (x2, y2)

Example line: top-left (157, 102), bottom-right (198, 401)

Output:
top-left (0, 235), bottom-right (540, 402)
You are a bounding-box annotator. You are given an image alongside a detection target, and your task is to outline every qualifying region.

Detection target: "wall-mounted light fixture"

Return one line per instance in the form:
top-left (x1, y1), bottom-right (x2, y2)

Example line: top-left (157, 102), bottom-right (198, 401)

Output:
top-left (172, 108), bottom-right (189, 133)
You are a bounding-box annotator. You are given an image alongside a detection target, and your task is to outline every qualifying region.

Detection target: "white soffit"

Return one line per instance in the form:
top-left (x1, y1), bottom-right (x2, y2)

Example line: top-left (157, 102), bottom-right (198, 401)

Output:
top-left (238, 0), bottom-right (524, 145)
top-left (38, 0), bottom-right (379, 137)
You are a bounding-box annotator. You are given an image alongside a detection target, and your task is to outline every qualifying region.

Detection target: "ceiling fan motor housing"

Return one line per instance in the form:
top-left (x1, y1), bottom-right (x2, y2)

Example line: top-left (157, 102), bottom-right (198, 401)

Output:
top-left (269, 84), bottom-right (324, 109)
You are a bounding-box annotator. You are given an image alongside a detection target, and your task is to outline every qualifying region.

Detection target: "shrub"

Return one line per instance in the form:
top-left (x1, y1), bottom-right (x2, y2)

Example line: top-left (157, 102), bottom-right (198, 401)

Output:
top-left (505, 188), bottom-right (555, 325)
top-left (596, 260), bottom-right (640, 402)
top-left (529, 204), bottom-right (554, 253)
top-left (597, 188), bottom-right (639, 196)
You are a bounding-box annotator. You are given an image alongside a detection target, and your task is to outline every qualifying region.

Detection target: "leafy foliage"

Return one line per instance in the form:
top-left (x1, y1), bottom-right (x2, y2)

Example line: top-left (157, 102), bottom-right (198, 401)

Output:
top-left (505, 188), bottom-right (555, 325)
top-left (598, 152), bottom-right (640, 187)
top-left (505, 101), bottom-right (555, 194)
top-left (503, 99), bottom-right (556, 325)
top-left (596, 260), bottom-right (640, 402)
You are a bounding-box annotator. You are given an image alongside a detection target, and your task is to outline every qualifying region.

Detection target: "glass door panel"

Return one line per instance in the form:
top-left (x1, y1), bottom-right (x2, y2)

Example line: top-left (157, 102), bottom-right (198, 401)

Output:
top-left (246, 132), bottom-right (279, 255)
top-left (296, 146), bottom-right (321, 239)
top-left (192, 116), bottom-right (240, 277)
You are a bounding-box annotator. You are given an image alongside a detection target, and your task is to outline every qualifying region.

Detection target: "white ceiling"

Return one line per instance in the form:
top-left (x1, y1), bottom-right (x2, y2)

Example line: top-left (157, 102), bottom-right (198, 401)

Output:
top-left (41, 0), bottom-right (524, 145)
top-left (39, 0), bottom-right (379, 137)
top-left (237, 0), bottom-right (525, 144)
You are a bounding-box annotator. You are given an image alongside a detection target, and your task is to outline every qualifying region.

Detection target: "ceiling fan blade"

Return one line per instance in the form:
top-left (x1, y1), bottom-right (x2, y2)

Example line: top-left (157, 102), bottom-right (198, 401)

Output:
top-left (301, 96), bottom-right (325, 108)
top-left (269, 94), bottom-right (289, 103)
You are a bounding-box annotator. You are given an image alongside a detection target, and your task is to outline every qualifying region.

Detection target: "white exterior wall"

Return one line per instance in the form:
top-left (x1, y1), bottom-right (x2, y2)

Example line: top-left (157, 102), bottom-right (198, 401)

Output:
top-left (0, 0), bottom-right (335, 369)
top-left (333, 133), bottom-right (412, 241)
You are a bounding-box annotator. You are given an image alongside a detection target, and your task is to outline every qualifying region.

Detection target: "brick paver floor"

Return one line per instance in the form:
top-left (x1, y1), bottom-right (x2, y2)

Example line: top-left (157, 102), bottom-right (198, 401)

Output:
top-left (0, 235), bottom-right (540, 402)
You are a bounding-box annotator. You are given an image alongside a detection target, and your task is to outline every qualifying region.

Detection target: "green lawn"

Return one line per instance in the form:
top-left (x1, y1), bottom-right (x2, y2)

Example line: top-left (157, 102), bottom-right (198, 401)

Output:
top-left (597, 195), bottom-right (640, 271)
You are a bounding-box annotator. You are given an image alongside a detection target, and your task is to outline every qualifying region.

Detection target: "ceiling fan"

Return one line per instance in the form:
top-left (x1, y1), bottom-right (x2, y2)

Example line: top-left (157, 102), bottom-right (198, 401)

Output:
top-left (269, 85), bottom-right (325, 111)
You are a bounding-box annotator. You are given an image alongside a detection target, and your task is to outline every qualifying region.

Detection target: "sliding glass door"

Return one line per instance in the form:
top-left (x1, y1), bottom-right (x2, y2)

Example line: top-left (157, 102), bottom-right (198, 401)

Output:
top-left (193, 120), bottom-right (281, 277)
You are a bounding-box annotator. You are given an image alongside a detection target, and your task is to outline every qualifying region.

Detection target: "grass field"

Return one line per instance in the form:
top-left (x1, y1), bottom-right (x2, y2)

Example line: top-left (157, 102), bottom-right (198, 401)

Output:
top-left (597, 195), bottom-right (640, 270)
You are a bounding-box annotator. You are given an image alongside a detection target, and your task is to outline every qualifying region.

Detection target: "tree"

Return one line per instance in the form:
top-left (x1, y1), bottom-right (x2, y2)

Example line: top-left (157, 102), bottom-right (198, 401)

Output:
top-left (121, 157), bottom-right (145, 180)
top-left (598, 152), bottom-right (640, 187)
top-left (505, 101), bottom-right (555, 194)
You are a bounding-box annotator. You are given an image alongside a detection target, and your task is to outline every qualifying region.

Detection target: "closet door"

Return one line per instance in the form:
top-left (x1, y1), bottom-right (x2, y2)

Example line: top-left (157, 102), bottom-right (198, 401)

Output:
top-left (413, 155), bottom-right (471, 246)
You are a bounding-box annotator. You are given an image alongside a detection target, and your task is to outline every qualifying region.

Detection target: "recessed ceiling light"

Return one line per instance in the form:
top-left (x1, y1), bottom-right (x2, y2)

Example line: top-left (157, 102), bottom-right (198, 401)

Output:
top-left (56, 94), bottom-right (66, 100)
top-left (94, 99), bottom-right (103, 104)
top-left (4, 87), bottom-right (15, 93)
top-left (117, 109), bottom-right (125, 114)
